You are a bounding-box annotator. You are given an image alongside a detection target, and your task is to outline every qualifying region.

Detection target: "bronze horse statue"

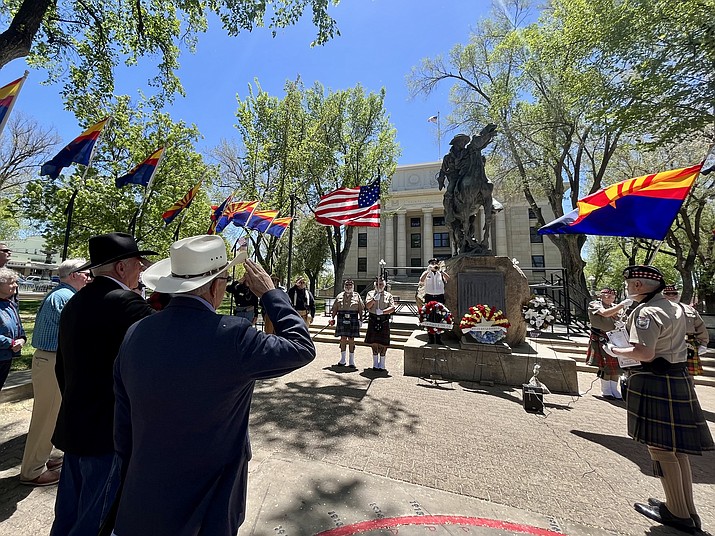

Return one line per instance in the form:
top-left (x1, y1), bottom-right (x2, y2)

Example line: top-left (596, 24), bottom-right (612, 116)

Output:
top-left (437, 124), bottom-right (502, 256)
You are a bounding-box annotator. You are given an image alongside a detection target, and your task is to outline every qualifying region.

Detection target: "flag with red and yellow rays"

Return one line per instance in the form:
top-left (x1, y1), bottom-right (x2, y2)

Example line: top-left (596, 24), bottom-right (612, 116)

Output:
top-left (0, 72), bottom-right (28, 137)
top-left (40, 117), bottom-right (111, 179)
top-left (162, 180), bottom-right (203, 224)
top-left (264, 216), bottom-right (293, 239)
top-left (538, 164), bottom-right (702, 240)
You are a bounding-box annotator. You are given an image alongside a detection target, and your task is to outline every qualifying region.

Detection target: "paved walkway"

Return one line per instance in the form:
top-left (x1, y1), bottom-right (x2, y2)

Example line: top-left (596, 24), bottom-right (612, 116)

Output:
top-left (1, 334), bottom-right (714, 535)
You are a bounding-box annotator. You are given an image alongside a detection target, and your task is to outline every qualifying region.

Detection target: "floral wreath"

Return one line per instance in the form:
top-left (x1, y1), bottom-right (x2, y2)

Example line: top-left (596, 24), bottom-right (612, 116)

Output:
top-left (522, 295), bottom-right (556, 331)
top-left (419, 301), bottom-right (453, 334)
top-left (459, 304), bottom-right (511, 344)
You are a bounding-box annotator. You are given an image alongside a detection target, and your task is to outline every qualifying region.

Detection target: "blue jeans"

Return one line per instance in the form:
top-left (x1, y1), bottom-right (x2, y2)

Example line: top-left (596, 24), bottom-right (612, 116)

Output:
top-left (51, 452), bottom-right (121, 536)
top-left (234, 308), bottom-right (255, 323)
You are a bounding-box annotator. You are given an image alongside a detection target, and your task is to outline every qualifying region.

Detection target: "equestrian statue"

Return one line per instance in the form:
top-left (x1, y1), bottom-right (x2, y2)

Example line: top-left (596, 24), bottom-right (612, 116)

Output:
top-left (437, 124), bottom-right (503, 256)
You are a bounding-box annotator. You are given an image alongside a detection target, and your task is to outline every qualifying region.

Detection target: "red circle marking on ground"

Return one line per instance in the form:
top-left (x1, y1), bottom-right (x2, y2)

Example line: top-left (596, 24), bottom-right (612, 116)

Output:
top-left (315, 515), bottom-right (564, 536)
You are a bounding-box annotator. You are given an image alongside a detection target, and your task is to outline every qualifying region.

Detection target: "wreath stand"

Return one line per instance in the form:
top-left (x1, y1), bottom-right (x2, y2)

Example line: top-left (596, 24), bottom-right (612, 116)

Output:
top-left (418, 303), bottom-right (454, 387)
top-left (418, 349), bottom-right (453, 387)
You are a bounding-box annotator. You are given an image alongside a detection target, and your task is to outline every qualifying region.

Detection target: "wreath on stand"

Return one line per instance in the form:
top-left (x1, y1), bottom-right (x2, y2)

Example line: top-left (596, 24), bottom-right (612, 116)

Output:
top-left (419, 301), bottom-right (453, 334)
top-left (522, 296), bottom-right (556, 334)
top-left (459, 304), bottom-right (511, 344)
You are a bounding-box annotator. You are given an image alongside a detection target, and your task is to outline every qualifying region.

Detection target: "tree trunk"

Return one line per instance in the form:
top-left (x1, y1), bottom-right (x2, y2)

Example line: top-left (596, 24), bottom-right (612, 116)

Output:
top-left (0, 0), bottom-right (52, 69)
top-left (547, 234), bottom-right (589, 319)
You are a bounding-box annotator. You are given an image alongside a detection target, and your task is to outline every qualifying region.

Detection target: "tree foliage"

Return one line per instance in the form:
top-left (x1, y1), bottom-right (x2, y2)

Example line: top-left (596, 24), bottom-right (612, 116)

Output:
top-left (0, 0), bottom-right (340, 107)
top-left (215, 79), bottom-right (399, 284)
top-left (23, 95), bottom-right (216, 259)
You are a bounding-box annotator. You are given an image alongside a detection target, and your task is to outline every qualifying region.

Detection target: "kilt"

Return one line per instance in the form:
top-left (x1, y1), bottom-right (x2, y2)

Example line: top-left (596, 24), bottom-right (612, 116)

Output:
top-left (334, 310), bottom-right (361, 338)
top-left (586, 328), bottom-right (621, 376)
top-left (626, 367), bottom-right (714, 454)
top-left (365, 313), bottom-right (391, 346)
top-left (686, 334), bottom-right (703, 376)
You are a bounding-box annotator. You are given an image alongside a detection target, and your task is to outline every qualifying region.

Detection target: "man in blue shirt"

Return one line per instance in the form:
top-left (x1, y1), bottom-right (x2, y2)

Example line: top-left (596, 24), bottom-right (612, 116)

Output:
top-left (20, 258), bottom-right (90, 486)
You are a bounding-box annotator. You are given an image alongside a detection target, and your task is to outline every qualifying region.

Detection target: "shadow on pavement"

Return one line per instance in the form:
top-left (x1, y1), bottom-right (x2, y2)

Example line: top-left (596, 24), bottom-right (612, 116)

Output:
top-left (0, 475), bottom-right (33, 523)
top-left (250, 378), bottom-right (420, 454)
top-left (0, 433), bottom-right (27, 472)
top-left (570, 430), bottom-right (715, 484)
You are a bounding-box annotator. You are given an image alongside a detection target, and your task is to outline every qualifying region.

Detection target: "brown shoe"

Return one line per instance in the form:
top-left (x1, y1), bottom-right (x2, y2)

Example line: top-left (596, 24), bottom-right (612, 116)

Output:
top-left (20, 469), bottom-right (61, 487)
top-left (46, 457), bottom-right (64, 471)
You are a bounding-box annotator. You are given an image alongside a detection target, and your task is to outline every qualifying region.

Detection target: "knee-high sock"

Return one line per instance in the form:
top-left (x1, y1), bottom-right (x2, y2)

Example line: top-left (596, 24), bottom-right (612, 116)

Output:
top-left (675, 452), bottom-right (697, 516)
top-left (648, 447), bottom-right (690, 518)
top-left (373, 354), bottom-right (379, 368)
top-left (600, 379), bottom-right (612, 396)
top-left (339, 351), bottom-right (346, 365)
top-left (349, 353), bottom-right (355, 366)
top-left (378, 355), bottom-right (386, 369)
top-left (609, 381), bottom-right (622, 399)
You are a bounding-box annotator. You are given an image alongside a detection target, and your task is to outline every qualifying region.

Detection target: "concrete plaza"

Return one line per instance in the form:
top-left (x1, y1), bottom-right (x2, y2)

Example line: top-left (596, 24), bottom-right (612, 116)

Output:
top-left (1, 336), bottom-right (714, 535)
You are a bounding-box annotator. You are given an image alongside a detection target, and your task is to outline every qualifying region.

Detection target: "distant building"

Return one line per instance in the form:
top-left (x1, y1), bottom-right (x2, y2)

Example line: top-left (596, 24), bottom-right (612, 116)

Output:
top-left (5, 236), bottom-right (59, 278)
top-left (341, 162), bottom-right (563, 296)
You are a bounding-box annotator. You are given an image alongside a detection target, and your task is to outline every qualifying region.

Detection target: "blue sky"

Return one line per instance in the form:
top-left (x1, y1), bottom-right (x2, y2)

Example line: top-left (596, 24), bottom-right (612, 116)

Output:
top-left (5, 0), bottom-right (497, 166)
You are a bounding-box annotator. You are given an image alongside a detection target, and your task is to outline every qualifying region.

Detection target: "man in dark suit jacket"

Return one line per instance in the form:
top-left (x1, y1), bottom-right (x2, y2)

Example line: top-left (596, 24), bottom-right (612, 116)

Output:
top-left (51, 233), bottom-right (157, 536)
top-left (112, 235), bottom-right (315, 535)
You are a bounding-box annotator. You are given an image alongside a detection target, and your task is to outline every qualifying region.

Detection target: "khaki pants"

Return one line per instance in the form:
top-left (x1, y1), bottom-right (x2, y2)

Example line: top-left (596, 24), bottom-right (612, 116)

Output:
top-left (21, 349), bottom-right (62, 480)
top-left (297, 310), bottom-right (312, 326)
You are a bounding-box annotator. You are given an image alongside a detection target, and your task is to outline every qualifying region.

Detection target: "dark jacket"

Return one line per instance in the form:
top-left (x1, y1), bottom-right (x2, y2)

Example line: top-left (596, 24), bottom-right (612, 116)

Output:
top-left (53, 276), bottom-right (155, 455)
top-left (287, 285), bottom-right (315, 317)
top-left (227, 281), bottom-right (258, 312)
top-left (113, 290), bottom-right (315, 535)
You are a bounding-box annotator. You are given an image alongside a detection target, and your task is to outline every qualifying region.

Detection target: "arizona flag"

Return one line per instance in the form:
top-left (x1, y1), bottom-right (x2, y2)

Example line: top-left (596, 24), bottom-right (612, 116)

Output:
top-left (315, 180), bottom-right (381, 227)
top-left (227, 201), bottom-right (259, 228)
top-left (245, 210), bottom-right (279, 233)
top-left (0, 73), bottom-right (28, 137)
top-left (41, 117), bottom-right (110, 179)
top-left (207, 194), bottom-right (233, 235)
top-left (162, 180), bottom-right (202, 224)
top-left (264, 217), bottom-right (293, 239)
top-left (539, 164), bottom-right (702, 240)
top-left (116, 147), bottom-right (165, 188)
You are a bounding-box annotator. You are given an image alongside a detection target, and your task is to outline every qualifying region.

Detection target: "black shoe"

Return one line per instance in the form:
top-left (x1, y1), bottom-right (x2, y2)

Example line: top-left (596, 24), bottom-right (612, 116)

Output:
top-left (634, 502), bottom-right (695, 533)
top-left (335, 363), bottom-right (346, 367)
top-left (347, 364), bottom-right (357, 369)
top-left (648, 499), bottom-right (701, 531)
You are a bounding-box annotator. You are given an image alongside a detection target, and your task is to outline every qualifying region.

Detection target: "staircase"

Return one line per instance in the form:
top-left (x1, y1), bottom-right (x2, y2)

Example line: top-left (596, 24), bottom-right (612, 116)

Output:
top-left (309, 319), bottom-right (415, 350)
top-left (541, 338), bottom-right (715, 388)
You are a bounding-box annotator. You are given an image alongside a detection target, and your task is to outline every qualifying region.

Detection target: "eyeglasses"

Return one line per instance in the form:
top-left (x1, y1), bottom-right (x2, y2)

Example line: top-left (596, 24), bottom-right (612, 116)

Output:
top-left (217, 276), bottom-right (233, 283)
top-left (0, 249), bottom-right (10, 253)
top-left (663, 292), bottom-right (678, 296)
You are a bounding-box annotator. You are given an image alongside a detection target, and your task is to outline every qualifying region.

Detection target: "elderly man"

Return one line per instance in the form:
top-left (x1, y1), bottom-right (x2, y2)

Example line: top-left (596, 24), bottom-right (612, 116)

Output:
top-left (611, 266), bottom-right (714, 533)
top-left (0, 242), bottom-right (11, 268)
top-left (20, 259), bottom-right (90, 487)
top-left (111, 235), bottom-right (315, 535)
top-left (287, 276), bottom-right (315, 326)
top-left (51, 233), bottom-right (156, 536)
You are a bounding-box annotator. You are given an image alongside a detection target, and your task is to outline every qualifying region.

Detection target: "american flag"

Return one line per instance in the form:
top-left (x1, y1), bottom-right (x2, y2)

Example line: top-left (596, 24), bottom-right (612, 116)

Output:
top-left (315, 180), bottom-right (381, 227)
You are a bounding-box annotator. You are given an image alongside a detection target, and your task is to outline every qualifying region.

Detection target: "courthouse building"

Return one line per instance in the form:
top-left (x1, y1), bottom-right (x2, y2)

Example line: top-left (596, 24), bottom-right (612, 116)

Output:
top-left (341, 162), bottom-right (564, 292)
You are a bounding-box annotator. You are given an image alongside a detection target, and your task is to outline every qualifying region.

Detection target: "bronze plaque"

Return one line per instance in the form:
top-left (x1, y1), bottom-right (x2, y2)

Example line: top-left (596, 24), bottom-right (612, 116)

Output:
top-left (457, 272), bottom-right (505, 319)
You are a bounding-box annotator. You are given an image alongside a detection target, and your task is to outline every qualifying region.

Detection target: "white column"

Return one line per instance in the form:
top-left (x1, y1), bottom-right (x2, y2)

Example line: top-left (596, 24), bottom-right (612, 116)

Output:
top-left (384, 213), bottom-right (394, 270)
top-left (422, 206), bottom-right (433, 262)
top-left (495, 208), bottom-right (508, 256)
top-left (396, 209), bottom-right (407, 276)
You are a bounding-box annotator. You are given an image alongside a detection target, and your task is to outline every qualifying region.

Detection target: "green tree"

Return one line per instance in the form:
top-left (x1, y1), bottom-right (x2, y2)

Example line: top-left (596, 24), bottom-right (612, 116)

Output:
top-left (23, 95), bottom-right (215, 258)
top-left (291, 216), bottom-right (330, 293)
top-left (0, 0), bottom-right (339, 106)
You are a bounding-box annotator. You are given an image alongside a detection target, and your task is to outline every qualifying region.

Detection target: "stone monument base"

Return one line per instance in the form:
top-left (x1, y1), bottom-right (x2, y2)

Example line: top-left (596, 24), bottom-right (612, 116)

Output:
top-left (404, 331), bottom-right (579, 395)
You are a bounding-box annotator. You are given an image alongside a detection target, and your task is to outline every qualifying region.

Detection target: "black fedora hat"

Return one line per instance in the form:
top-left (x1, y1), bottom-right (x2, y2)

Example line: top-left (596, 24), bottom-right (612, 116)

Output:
top-left (77, 232), bottom-right (158, 271)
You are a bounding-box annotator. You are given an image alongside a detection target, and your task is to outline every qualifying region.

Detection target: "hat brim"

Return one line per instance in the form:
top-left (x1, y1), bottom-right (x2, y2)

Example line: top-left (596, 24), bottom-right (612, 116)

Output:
top-left (77, 249), bottom-right (159, 272)
top-left (142, 250), bottom-right (247, 294)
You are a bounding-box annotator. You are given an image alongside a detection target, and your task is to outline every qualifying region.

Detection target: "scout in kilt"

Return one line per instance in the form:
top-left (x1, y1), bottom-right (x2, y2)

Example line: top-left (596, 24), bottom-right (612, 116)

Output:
top-left (663, 284), bottom-right (710, 377)
top-left (329, 280), bottom-right (364, 368)
top-left (612, 266), bottom-right (714, 534)
top-left (586, 287), bottom-right (631, 399)
top-left (364, 277), bottom-right (396, 372)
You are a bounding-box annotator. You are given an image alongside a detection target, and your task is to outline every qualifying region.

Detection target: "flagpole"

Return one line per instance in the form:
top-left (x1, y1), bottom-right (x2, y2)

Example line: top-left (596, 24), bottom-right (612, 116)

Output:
top-left (61, 117), bottom-right (112, 260)
top-left (286, 193), bottom-right (296, 288)
top-left (137, 148), bottom-right (166, 238)
top-left (437, 111), bottom-right (441, 160)
top-left (0, 70), bottom-right (28, 139)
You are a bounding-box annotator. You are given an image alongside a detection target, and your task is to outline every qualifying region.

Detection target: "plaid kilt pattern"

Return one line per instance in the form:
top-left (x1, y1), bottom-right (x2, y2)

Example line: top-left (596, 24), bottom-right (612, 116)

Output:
top-left (365, 313), bottom-right (391, 346)
top-left (334, 310), bottom-right (361, 338)
top-left (686, 334), bottom-right (703, 376)
top-left (586, 329), bottom-right (621, 376)
top-left (626, 369), bottom-right (714, 454)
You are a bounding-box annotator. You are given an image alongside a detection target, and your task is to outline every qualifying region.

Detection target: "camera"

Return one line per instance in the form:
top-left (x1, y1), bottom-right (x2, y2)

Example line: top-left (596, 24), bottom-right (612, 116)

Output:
top-left (431, 265), bottom-right (439, 272)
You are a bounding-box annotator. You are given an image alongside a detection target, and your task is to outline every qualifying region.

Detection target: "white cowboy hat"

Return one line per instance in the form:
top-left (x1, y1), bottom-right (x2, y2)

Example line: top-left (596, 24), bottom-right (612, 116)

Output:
top-left (142, 235), bottom-right (247, 294)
